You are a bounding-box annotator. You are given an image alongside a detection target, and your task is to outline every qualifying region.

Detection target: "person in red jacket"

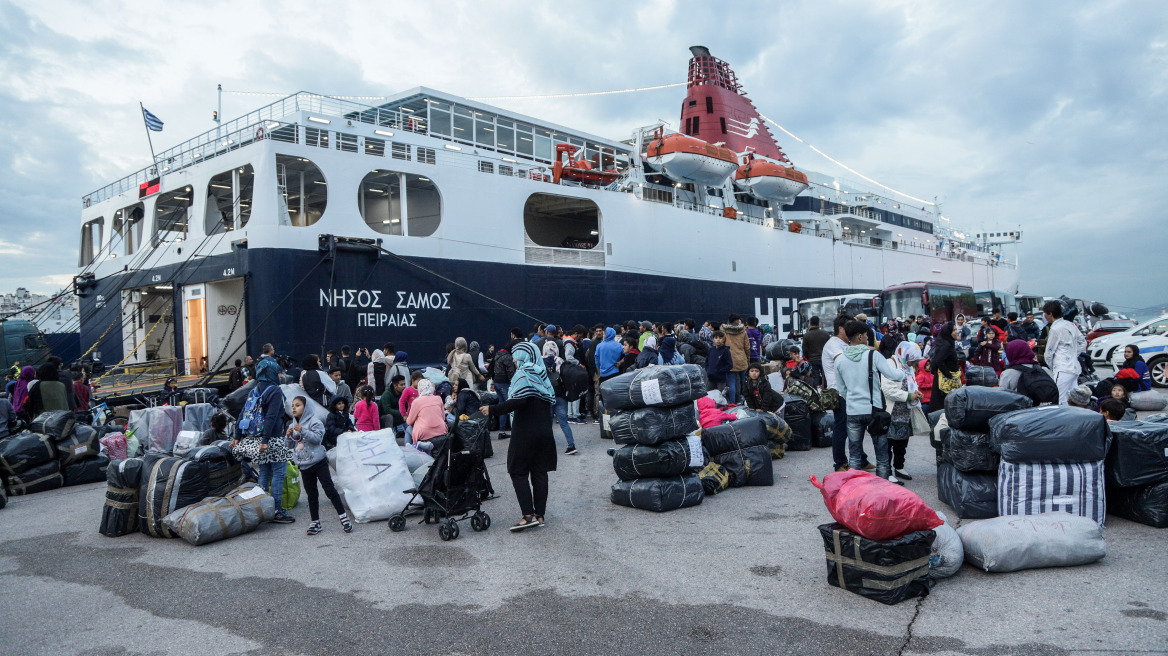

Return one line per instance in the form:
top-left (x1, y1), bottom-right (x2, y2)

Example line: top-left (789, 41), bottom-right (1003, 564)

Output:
top-left (916, 360), bottom-right (934, 406)
top-left (696, 396), bottom-right (738, 428)
top-left (353, 385), bottom-right (380, 432)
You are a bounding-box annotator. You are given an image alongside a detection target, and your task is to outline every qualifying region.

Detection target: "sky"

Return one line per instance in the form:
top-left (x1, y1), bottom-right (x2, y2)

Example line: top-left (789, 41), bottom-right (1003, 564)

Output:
top-left (1, 0), bottom-right (1166, 314)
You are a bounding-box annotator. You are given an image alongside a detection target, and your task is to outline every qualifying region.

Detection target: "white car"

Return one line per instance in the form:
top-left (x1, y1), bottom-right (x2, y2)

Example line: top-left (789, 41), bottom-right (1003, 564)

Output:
top-left (1108, 334), bottom-right (1168, 389)
top-left (1089, 314), bottom-right (1168, 363)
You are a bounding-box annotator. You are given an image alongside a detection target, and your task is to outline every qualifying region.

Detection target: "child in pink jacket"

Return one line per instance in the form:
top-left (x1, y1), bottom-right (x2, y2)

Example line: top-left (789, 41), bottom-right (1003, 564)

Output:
top-left (915, 361), bottom-right (934, 406)
top-left (353, 385), bottom-right (380, 431)
top-left (696, 396), bottom-right (738, 429)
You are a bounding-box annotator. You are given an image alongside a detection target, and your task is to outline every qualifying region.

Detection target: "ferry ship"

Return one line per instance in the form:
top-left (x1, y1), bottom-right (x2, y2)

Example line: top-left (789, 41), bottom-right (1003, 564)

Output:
top-left (73, 46), bottom-right (1019, 372)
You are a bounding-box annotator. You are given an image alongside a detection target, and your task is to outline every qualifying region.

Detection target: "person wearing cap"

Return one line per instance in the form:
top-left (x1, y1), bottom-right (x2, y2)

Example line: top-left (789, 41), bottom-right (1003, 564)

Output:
top-left (1067, 384), bottom-right (1098, 411)
top-left (637, 321), bottom-right (654, 351)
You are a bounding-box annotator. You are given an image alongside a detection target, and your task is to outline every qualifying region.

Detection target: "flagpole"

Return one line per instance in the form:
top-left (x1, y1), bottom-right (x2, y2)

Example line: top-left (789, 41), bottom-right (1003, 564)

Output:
top-left (140, 101), bottom-right (158, 175)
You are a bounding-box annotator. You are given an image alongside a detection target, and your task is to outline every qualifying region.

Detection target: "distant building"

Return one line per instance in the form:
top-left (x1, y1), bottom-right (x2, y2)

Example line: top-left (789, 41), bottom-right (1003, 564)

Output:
top-left (0, 287), bottom-right (79, 333)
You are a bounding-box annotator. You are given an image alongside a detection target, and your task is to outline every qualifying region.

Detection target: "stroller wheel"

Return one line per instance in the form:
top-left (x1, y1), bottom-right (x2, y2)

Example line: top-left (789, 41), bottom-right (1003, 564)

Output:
top-left (388, 515), bottom-right (406, 532)
top-left (446, 518), bottom-right (461, 540)
top-left (438, 523), bottom-right (452, 541)
top-left (471, 511), bottom-right (490, 532)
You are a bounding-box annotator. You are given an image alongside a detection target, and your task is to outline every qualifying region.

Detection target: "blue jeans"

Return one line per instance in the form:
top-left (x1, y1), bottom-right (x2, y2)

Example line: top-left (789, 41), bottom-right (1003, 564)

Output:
top-left (833, 405), bottom-right (870, 470)
top-left (727, 372), bottom-right (740, 404)
top-left (847, 414), bottom-right (890, 478)
top-left (554, 396), bottom-right (575, 448)
top-left (257, 460), bottom-right (286, 512)
top-left (494, 382), bottom-right (511, 431)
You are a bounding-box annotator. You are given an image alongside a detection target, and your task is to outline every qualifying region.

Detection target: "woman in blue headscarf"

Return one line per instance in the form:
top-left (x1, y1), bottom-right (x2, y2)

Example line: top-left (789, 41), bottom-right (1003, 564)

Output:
top-left (480, 340), bottom-right (557, 532)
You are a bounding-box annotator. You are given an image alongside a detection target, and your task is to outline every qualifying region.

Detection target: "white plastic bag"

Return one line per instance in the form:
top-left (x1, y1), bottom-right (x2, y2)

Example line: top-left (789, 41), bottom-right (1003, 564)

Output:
top-left (957, 512), bottom-right (1106, 573)
top-left (173, 430), bottom-right (202, 457)
top-left (128, 406), bottom-right (183, 453)
top-left (1130, 390), bottom-right (1168, 412)
top-left (929, 511), bottom-right (964, 579)
top-left (706, 390), bottom-right (727, 408)
top-left (332, 429), bottom-right (415, 523)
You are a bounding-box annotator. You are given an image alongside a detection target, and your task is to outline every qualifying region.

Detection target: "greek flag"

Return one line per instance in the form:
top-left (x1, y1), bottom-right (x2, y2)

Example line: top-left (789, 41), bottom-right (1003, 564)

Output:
top-left (142, 106), bottom-right (164, 131)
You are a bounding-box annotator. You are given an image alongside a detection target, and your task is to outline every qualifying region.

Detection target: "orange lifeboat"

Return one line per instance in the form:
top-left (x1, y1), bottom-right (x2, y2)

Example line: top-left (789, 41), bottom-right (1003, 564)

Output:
top-left (552, 144), bottom-right (621, 186)
top-left (645, 131), bottom-right (738, 186)
top-left (736, 154), bottom-right (810, 203)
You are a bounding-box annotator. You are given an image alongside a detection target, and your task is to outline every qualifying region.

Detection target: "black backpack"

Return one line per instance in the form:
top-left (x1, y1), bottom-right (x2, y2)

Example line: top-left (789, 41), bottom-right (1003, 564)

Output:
top-left (559, 362), bottom-right (589, 402)
top-left (1014, 365), bottom-right (1059, 406)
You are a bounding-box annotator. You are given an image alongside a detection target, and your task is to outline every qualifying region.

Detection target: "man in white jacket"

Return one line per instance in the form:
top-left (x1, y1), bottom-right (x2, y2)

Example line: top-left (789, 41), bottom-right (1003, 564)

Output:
top-left (1043, 300), bottom-right (1087, 405)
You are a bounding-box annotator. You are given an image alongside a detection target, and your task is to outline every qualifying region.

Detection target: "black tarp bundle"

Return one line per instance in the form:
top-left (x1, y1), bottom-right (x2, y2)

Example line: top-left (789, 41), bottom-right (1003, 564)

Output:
top-left (599, 365), bottom-right (707, 411)
top-left (701, 417), bottom-right (769, 456)
top-left (63, 453), bottom-right (110, 486)
top-left (610, 472), bottom-right (704, 512)
top-left (782, 394), bottom-right (812, 451)
top-left (139, 453), bottom-right (210, 538)
top-left (612, 437), bottom-right (702, 481)
top-left (818, 523), bottom-right (935, 605)
top-left (5, 460), bottom-right (63, 495)
top-left (945, 387), bottom-right (1033, 431)
top-left (162, 482), bottom-right (276, 545)
top-left (1108, 482), bottom-right (1168, 528)
top-left (943, 428), bottom-right (998, 473)
top-left (609, 403), bottom-right (698, 446)
top-left (713, 445), bottom-right (774, 487)
top-left (965, 366), bottom-right (999, 387)
top-left (697, 458), bottom-right (732, 495)
top-left (184, 444), bottom-right (244, 497)
top-left (0, 432), bottom-right (55, 477)
top-left (936, 462), bottom-right (997, 519)
top-left (100, 458), bottom-right (144, 537)
top-left (182, 388), bottom-right (220, 405)
top-left (989, 406), bottom-right (1111, 464)
top-left (29, 411), bottom-right (75, 440)
top-left (598, 398), bottom-right (613, 440)
top-left (812, 411), bottom-right (833, 448)
top-left (730, 408), bottom-right (792, 458)
top-left (223, 379), bottom-right (257, 416)
top-left (1105, 421), bottom-right (1168, 488)
top-left (56, 424), bottom-right (100, 467)
top-left (452, 414), bottom-right (492, 459)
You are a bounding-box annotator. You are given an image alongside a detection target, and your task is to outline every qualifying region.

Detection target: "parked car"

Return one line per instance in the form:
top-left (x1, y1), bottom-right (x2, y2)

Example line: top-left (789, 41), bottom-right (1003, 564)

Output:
top-left (1089, 314), bottom-right (1168, 363)
top-left (1086, 319), bottom-right (1137, 344)
top-left (1108, 334), bottom-right (1168, 389)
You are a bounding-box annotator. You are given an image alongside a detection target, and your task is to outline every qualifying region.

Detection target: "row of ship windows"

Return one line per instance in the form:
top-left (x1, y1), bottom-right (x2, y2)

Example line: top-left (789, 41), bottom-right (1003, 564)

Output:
top-left (780, 196), bottom-right (935, 234)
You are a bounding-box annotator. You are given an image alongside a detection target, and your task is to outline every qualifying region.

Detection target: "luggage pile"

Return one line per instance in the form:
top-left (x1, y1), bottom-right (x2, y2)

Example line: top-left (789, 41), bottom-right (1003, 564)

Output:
top-left (127, 406), bottom-right (183, 453)
top-left (1104, 419), bottom-right (1168, 527)
top-left (810, 470), bottom-right (948, 604)
top-left (934, 388), bottom-right (1033, 519)
top-left (699, 417), bottom-right (775, 493)
top-left (728, 407), bottom-right (792, 459)
top-left (601, 366), bottom-right (707, 512)
top-left (780, 394), bottom-right (812, 451)
top-left (0, 411), bottom-right (112, 497)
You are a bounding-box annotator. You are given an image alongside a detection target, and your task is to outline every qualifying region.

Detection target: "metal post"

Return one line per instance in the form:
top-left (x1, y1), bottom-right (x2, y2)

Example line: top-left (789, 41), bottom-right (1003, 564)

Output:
top-left (139, 102), bottom-right (158, 176)
top-left (216, 84), bottom-right (223, 139)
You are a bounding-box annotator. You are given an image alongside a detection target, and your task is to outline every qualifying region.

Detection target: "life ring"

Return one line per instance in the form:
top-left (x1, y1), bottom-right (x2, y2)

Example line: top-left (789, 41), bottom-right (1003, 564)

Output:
top-left (255, 126), bottom-right (265, 140)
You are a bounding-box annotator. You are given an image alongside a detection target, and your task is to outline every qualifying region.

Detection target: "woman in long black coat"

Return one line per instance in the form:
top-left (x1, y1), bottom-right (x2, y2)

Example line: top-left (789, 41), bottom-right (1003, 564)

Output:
top-left (481, 341), bottom-right (557, 532)
top-left (928, 322), bottom-right (962, 414)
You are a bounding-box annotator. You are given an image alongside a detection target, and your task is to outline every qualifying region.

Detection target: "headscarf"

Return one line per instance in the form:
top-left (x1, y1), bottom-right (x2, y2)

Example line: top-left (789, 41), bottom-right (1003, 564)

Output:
top-left (12, 365), bottom-right (34, 411)
top-left (394, 350), bottom-right (408, 363)
top-left (938, 322), bottom-right (957, 345)
top-left (367, 349), bottom-right (385, 387)
top-left (894, 341), bottom-right (922, 374)
top-left (643, 335), bottom-right (658, 351)
top-left (508, 341), bottom-right (555, 404)
top-left (659, 336), bottom-right (678, 364)
top-left (1122, 344), bottom-right (1145, 369)
top-left (468, 341), bottom-right (483, 372)
top-left (417, 379), bottom-right (435, 397)
top-left (1005, 340), bottom-right (1038, 366)
top-left (448, 337), bottom-right (468, 367)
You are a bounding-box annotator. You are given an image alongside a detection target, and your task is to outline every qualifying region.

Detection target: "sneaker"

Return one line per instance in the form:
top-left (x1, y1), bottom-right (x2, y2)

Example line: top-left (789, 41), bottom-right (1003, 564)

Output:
top-left (565, 446), bottom-right (579, 455)
top-left (895, 469), bottom-right (913, 481)
top-left (592, 417), bottom-right (600, 425)
top-left (862, 463), bottom-right (877, 471)
top-left (498, 433), bottom-right (511, 440)
top-left (510, 515), bottom-right (540, 532)
top-left (307, 521), bottom-right (322, 536)
top-left (887, 474), bottom-right (905, 486)
top-left (835, 465), bottom-right (850, 472)
top-left (272, 511), bottom-right (295, 524)
top-left (340, 515), bottom-right (353, 533)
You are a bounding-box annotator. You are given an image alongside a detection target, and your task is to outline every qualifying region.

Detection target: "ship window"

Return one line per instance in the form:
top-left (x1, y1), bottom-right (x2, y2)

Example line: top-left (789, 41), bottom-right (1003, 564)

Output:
top-left (114, 203), bottom-right (145, 255)
top-left (706, 97), bottom-right (713, 114)
top-left (688, 99), bottom-right (697, 107)
top-left (475, 115), bottom-right (494, 148)
top-left (306, 127), bottom-right (330, 149)
top-left (406, 174), bottom-right (441, 237)
top-left (497, 119), bottom-right (514, 151)
top-left (535, 128), bottom-right (553, 161)
top-left (79, 217), bottom-right (104, 266)
top-left (364, 136), bottom-right (385, 157)
top-left (205, 164), bottom-right (255, 235)
top-left (453, 106), bottom-right (472, 142)
top-left (154, 185), bottom-right (193, 244)
top-left (271, 124), bottom-right (298, 143)
top-left (720, 117), bottom-right (726, 134)
top-left (478, 161), bottom-right (494, 174)
top-left (524, 193), bottom-right (600, 249)
top-left (359, 170), bottom-right (403, 236)
top-left (516, 124), bottom-right (534, 157)
top-left (392, 142), bottom-right (411, 160)
top-left (692, 116), bottom-right (700, 134)
top-left (417, 147), bottom-right (436, 165)
top-left (429, 104), bottom-right (452, 136)
top-left (685, 117), bottom-right (692, 134)
top-left (276, 155), bottom-right (328, 227)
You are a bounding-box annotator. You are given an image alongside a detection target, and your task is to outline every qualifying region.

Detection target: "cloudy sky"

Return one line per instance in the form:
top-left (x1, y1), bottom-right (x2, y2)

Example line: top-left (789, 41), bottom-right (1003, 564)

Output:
top-left (2, 0), bottom-right (1166, 314)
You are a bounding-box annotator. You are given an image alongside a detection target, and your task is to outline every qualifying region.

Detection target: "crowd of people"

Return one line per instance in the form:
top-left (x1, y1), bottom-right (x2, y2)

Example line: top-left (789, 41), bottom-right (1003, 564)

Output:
top-left (2, 356), bottom-right (95, 439)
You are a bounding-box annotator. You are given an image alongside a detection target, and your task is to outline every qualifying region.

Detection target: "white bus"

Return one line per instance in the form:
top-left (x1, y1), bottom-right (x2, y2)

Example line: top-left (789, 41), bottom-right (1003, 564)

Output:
top-left (795, 294), bottom-right (879, 332)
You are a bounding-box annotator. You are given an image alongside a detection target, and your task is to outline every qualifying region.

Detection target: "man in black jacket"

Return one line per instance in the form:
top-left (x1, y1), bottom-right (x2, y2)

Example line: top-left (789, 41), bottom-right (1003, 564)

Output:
top-left (801, 316), bottom-right (831, 385)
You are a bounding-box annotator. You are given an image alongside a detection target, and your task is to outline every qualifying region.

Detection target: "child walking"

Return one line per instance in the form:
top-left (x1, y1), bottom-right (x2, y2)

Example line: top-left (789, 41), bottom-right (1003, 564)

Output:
top-left (286, 396), bottom-right (352, 535)
top-left (353, 385), bottom-right (380, 431)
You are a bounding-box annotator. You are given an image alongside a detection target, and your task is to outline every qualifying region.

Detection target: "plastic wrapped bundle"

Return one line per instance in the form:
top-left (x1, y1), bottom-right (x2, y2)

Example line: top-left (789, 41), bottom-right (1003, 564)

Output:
top-left (700, 417), bottom-right (769, 456)
top-left (162, 482), bottom-right (275, 546)
top-left (697, 459), bottom-right (732, 495)
top-left (598, 398), bottom-right (613, 440)
top-left (609, 403), bottom-right (698, 446)
top-left (942, 428), bottom-right (998, 473)
top-left (128, 406), bottom-right (184, 454)
top-left (223, 379), bottom-right (257, 415)
top-left (730, 407), bottom-right (792, 458)
top-left (811, 470), bottom-right (943, 540)
top-left (612, 436), bottom-right (703, 481)
top-left (811, 411), bottom-right (832, 448)
top-left (818, 523), bottom-right (935, 605)
top-left (477, 391), bottom-right (499, 405)
top-left (958, 513), bottom-right (1106, 572)
top-left (0, 432), bottom-right (56, 477)
top-left (100, 458), bottom-right (144, 537)
top-left (929, 512), bottom-right (964, 579)
top-left (713, 444), bottom-right (774, 487)
top-left (599, 364), bottom-right (707, 411)
top-left (333, 430), bottom-right (415, 523)
top-left (173, 430), bottom-right (202, 457)
top-left (63, 453), bottom-right (110, 486)
top-left (1130, 391), bottom-right (1168, 412)
top-left (1107, 482), bottom-right (1168, 528)
top-left (944, 387), bottom-right (1033, 431)
top-left (280, 385), bottom-right (326, 424)
top-left (99, 433), bottom-right (128, 461)
top-left (139, 453), bottom-right (210, 538)
top-left (998, 460), bottom-right (1106, 526)
top-left (936, 463), bottom-right (998, 519)
top-left (4, 460), bottom-right (63, 495)
top-left (56, 425), bottom-right (100, 466)
top-left (1145, 413), bottom-right (1168, 424)
top-left (29, 411), bottom-right (75, 440)
top-left (989, 406), bottom-right (1111, 464)
top-left (182, 403), bottom-right (216, 432)
top-left (610, 472), bottom-right (704, 512)
top-left (184, 444), bottom-right (243, 497)
top-left (182, 388), bottom-right (220, 405)
top-left (1105, 421), bottom-right (1168, 488)
top-left (782, 394), bottom-right (812, 451)
top-left (453, 415), bottom-right (492, 458)
top-left (965, 366), bottom-right (999, 387)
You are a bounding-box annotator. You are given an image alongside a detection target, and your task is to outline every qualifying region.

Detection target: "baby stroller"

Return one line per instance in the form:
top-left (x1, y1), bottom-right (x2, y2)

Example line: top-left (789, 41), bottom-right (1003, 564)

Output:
top-left (388, 417), bottom-right (493, 541)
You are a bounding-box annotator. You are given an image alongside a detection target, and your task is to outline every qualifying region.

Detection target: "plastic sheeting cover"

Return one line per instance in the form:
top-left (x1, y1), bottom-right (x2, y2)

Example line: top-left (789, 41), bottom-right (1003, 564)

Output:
top-left (599, 364), bottom-right (707, 411)
top-left (182, 403), bottom-right (216, 433)
top-left (333, 429), bottom-right (415, 523)
top-left (609, 403), bottom-right (699, 446)
top-left (989, 406), bottom-right (1111, 464)
top-left (1105, 420), bottom-right (1168, 488)
top-left (173, 431), bottom-right (203, 457)
top-left (943, 428), bottom-right (999, 473)
top-left (701, 417), bottom-right (770, 456)
top-left (782, 394), bottom-right (812, 451)
top-left (944, 387), bottom-right (1033, 431)
top-left (139, 453), bottom-right (210, 538)
top-left (1107, 482), bottom-right (1168, 528)
top-left (965, 366), bottom-right (999, 388)
top-left (936, 462), bottom-right (998, 519)
top-left (818, 523), bottom-right (935, 605)
top-left (610, 472), bottom-right (704, 512)
top-left (63, 453), bottom-right (110, 486)
top-left (731, 407), bottom-right (792, 458)
top-left (99, 433), bottom-right (128, 461)
top-left (0, 432), bottom-right (55, 477)
top-left (4, 460), bottom-right (63, 495)
top-left (958, 512), bottom-right (1106, 573)
top-left (100, 457), bottom-right (143, 537)
top-left (162, 482), bottom-right (276, 546)
top-left (128, 406), bottom-right (183, 454)
top-left (55, 425), bottom-right (100, 466)
top-left (223, 379), bottom-right (257, 416)
top-left (1130, 391), bottom-right (1168, 412)
top-left (811, 470), bottom-right (943, 541)
top-left (713, 444), bottom-right (774, 487)
top-left (613, 437), bottom-right (703, 482)
top-left (30, 411), bottom-right (75, 439)
top-left (929, 511), bottom-right (964, 579)
top-left (184, 444), bottom-right (244, 497)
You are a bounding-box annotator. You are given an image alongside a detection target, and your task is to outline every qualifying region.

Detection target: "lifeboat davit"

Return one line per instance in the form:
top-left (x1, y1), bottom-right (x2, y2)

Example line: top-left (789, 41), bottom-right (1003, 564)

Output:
top-left (736, 155), bottom-right (809, 203)
top-left (552, 143), bottom-right (621, 186)
top-left (645, 131), bottom-right (738, 186)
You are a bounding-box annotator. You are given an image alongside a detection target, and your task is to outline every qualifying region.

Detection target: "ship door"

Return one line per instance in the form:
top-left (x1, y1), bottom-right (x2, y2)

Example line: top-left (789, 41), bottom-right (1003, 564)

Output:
top-left (183, 284), bottom-right (208, 375)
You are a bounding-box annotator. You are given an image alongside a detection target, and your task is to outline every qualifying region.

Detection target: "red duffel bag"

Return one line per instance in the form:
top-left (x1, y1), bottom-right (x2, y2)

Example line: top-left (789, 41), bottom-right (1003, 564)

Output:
top-left (809, 470), bottom-right (942, 540)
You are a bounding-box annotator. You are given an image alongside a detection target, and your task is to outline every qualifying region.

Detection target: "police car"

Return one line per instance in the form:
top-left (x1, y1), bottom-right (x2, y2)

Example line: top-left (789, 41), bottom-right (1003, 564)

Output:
top-left (1108, 333), bottom-right (1168, 389)
top-left (1090, 314), bottom-right (1168, 364)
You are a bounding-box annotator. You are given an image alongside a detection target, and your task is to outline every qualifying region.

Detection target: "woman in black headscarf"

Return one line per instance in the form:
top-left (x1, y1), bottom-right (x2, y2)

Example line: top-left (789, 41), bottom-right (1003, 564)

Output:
top-left (1119, 344), bottom-right (1152, 392)
top-left (927, 321), bottom-right (961, 413)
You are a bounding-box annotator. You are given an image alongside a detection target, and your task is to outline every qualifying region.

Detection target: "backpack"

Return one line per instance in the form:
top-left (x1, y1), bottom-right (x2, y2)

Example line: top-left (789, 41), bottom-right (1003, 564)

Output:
top-left (237, 386), bottom-right (268, 437)
top-left (817, 387), bottom-right (840, 411)
top-left (1014, 365), bottom-right (1059, 406)
top-left (559, 362), bottom-right (589, 402)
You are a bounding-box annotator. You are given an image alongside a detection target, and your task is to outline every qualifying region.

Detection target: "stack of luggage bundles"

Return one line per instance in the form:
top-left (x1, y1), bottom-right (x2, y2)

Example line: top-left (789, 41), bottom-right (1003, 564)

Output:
top-left (100, 458), bottom-right (145, 537)
top-left (729, 407), bottom-right (792, 459)
top-left (128, 406), bottom-right (184, 454)
top-left (1, 432), bottom-right (61, 495)
top-left (700, 418), bottom-right (773, 488)
top-left (1105, 420), bottom-right (1168, 527)
top-left (184, 443), bottom-right (244, 497)
top-left (139, 452), bottom-right (210, 538)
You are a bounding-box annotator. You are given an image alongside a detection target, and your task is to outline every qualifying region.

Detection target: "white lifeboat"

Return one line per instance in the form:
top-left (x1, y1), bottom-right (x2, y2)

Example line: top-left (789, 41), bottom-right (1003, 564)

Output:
top-left (645, 132), bottom-right (738, 187)
top-left (735, 154), bottom-right (809, 204)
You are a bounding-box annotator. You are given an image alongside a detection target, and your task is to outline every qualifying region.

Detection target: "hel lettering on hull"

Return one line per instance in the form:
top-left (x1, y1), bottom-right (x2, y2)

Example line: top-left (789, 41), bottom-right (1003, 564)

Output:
top-left (754, 296), bottom-right (799, 333)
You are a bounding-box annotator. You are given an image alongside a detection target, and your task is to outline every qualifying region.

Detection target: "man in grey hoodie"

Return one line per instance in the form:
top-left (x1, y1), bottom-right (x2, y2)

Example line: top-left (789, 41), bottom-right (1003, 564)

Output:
top-left (287, 396), bottom-right (352, 535)
top-left (834, 321), bottom-right (905, 479)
